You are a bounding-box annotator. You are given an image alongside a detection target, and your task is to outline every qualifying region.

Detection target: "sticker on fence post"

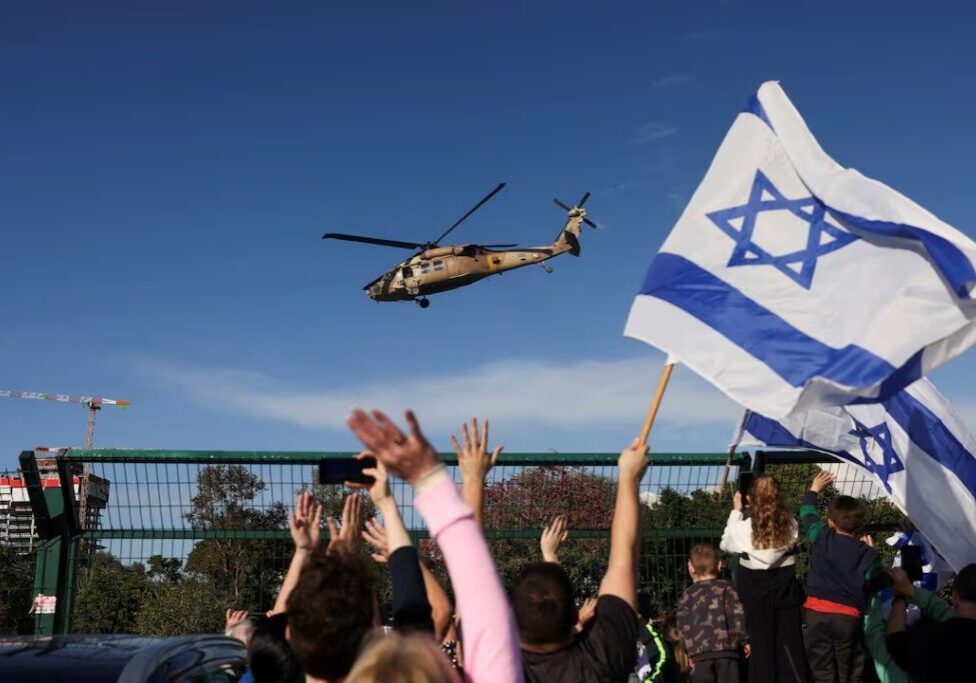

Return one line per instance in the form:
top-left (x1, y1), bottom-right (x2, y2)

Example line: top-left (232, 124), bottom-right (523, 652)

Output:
top-left (32, 594), bottom-right (56, 614)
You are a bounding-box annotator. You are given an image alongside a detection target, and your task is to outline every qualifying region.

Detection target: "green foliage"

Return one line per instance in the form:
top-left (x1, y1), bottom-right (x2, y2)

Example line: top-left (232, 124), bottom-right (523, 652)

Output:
top-left (72, 552), bottom-right (151, 633)
top-left (184, 465), bottom-right (290, 611)
top-left (136, 575), bottom-right (232, 636)
top-left (0, 545), bottom-right (35, 634)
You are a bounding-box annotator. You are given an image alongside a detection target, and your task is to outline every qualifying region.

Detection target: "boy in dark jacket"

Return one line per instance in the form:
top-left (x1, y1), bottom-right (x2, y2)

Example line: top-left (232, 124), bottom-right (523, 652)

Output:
top-left (677, 543), bottom-right (749, 683)
top-left (800, 470), bottom-right (888, 683)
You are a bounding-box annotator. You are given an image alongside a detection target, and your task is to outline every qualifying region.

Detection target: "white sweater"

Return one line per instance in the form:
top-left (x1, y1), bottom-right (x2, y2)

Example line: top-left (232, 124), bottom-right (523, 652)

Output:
top-left (719, 510), bottom-right (798, 570)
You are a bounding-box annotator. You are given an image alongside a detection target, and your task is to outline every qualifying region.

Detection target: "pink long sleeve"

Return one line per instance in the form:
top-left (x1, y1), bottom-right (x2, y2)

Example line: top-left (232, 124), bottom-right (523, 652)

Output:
top-left (414, 472), bottom-right (523, 683)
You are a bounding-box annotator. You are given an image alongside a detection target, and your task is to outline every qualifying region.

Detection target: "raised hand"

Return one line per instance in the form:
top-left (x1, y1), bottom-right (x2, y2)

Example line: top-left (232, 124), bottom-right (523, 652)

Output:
top-left (811, 470), bottom-right (836, 493)
top-left (347, 451), bottom-right (392, 508)
top-left (362, 517), bottom-right (390, 564)
top-left (733, 491), bottom-right (743, 512)
top-left (452, 417), bottom-right (503, 486)
top-left (888, 566), bottom-right (916, 598)
top-left (326, 493), bottom-right (363, 556)
top-left (224, 608), bottom-right (249, 636)
top-left (348, 409), bottom-right (440, 484)
top-left (576, 597), bottom-right (597, 631)
top-left (618, 438), bottom-right (650, 482)
top-left (540, 515), bottom-right (569, 563)
top-left (288, 491), bottom-right (323, 551)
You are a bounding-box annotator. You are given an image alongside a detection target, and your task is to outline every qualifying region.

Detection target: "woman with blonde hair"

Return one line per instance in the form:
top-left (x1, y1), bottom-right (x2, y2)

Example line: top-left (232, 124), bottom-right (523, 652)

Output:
top-left (345, 632), bottom-right (459, 683)
top-left (720, 474), bottom-right (809, 683)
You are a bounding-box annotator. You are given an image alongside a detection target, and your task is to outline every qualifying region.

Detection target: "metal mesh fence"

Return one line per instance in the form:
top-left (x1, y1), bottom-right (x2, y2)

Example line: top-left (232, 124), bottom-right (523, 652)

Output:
top-left (7, 448), bottom-right (903, 635)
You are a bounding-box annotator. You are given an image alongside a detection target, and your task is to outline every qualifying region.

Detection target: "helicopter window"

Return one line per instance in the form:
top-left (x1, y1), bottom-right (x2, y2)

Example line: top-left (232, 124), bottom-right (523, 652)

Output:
top-left (491, 256), bottom-right (501, 265)
top-left (432, 260), bottom-right (444, 270)
top-left (402, 267), bottom-right (413, 278)
top-left (460, 245), bottom-right (477, 257)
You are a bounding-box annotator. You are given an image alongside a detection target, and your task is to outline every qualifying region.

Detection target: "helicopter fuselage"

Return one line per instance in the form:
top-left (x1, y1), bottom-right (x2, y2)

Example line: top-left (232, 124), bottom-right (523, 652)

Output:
top-left (365, 243), bottom-right (569, 302)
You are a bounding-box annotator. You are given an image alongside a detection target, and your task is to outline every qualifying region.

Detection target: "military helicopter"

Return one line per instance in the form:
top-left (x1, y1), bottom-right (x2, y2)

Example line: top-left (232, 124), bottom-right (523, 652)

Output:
top-left (322, 183), bottom-right (596, 308)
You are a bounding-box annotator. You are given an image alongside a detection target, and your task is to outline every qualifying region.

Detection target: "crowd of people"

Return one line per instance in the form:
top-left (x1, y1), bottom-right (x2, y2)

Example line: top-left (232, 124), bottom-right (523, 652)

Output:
top-left (218, 409), bottom-right (975, 683)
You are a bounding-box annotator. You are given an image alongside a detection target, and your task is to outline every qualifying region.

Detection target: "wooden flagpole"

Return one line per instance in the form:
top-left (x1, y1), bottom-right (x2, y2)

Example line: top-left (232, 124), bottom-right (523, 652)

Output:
top-left (637, 362), bottom-right (675, 449)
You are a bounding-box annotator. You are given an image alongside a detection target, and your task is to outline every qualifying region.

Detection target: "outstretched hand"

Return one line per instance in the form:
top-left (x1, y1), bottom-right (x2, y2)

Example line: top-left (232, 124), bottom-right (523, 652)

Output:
top-left (348, 409), bottom-right (441, 485)
top-left (346, 451), bottom-right (392, 508)
top-left (224, 609), bottom-right (249, 636)
top-left (362, 517), bottom-right (390, 564)
top-left (326, 493), bottom-right (363, 556)
top-left (888, 566), bottom-right (915, 598)
top-left (452, 417), bottom-right (502, 486)
top-left (811, 470), bottom-right (836, 493)
top-left (289, 491), bottom-right (323, 551)
top-left (540, 515), bottom-right (569, 563)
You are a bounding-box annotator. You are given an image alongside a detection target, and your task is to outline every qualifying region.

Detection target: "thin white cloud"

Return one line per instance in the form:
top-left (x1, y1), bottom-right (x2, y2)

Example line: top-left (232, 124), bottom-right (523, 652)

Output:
top-left (137, 356), bottom-right (740, 434)
top-left (634, 122), bottom-right (677, 144)
top-left (651, 73), bottom-right (692, 88)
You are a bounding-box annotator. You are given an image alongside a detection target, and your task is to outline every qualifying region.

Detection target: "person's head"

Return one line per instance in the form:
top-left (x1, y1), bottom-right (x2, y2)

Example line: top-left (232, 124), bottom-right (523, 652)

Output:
top-left (286, 551), bottom-right (378, 681)
top-left (748, 475), bottom-right (793, 550)
top-left (344, 631), bottom-right (459, 683)
top-left (687, 543), bottom-right (721, 581)
top-left (249, 613), bottom-right (303, 683)
top-left (827, 495), bottom-right (865, 536)
top-left (658, 615), bottom-right (689, 674)
top-left (952, 563), bottom-right (976, 617)
top-left (636, 592), bottom-right (654, 624)
top-left (512, 562), bottom-right (577, 647)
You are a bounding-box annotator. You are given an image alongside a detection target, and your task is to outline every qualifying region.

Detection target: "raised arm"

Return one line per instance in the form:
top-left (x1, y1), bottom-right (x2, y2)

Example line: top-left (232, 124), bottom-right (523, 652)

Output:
top-left (598, 439), bottom-right (649, 609)
top-left (719, 492), bottom-right (746, 553)
top-left (271, 490), bottom-right (322, 614)
top-left (353, 456), bottom-right (433, 634)
top-left (349, 408), bottom-right (522, 683)
top-left (540, 515), bottom-right (568, 564)
top-left (452, 417), bottom-right (502, 531)
top-left (799, 470), bottom-right (834, 542)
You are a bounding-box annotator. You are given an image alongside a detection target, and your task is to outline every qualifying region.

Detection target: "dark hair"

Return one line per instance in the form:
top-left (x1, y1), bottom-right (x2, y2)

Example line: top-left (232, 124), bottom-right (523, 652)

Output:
top-left (512, 562), bottom-right (576, 645)
top-left (954, 563), bottom-right (976, 603)
top-left (286, 552), bottom-right (377, 681)
top-left (689, 543), bottom-right (719, 576)
top-left (637, 592), bottom-right (655, 623)
top-left (248, 613), bottom-right (303, 683)
top-left (828, 496), bottom-right (865, 535)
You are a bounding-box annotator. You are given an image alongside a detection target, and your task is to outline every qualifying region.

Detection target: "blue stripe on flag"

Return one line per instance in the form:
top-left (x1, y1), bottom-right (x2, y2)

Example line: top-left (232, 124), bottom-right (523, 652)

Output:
top-left (744, 412), bottom-right (860, 466)
top-left (832, 209), bottom-right (976, 299)
top-left (743, 92), bottom-right (773, 131)
top-left (641, 253), bottom-right (895, 388)
top-left (882, 390), bottom-right (976, 498)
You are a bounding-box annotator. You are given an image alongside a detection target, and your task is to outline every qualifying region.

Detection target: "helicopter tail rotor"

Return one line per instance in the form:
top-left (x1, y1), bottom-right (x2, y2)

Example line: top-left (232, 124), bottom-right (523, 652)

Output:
top-left (553, 193), bottom-right (598, 229)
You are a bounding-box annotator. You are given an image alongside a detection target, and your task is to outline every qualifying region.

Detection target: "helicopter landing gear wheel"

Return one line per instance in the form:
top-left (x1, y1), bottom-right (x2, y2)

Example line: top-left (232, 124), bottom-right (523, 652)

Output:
top-left (417, 298), bottom-right (430, 309)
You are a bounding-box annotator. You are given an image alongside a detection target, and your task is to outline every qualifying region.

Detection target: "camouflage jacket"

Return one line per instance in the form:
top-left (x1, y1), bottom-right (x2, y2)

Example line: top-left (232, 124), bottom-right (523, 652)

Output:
top-left (677, 578), bottom-right (748, 659)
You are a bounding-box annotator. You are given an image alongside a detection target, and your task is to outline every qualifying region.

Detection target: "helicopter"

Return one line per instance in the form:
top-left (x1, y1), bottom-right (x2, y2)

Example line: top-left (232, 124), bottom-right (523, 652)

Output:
top-left (322, 183), bottom-right (597, 308)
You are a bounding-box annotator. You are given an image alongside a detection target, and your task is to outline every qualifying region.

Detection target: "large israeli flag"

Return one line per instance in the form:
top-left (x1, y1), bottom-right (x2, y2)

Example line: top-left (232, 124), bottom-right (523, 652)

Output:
top-left (625, 81), bottom-right (976, 419)
top-left (742, 378), bottom-right (976, 572)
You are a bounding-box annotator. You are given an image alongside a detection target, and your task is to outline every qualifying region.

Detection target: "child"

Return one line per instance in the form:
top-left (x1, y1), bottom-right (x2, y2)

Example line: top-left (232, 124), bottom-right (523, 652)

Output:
top-left (720, 474), bottom-right (809, 683)
top-left (800, 470), bottom-right (888, 683)
top-left (677, 543), bottom-right (749, 683)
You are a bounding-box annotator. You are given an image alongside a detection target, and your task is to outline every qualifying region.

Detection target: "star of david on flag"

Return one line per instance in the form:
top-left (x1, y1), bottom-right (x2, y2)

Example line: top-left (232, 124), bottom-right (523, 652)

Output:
top-left (849, 419), bottom-right (904, 493)
top-left (624, 81), bottom-right (976, 419)
top-left (706, 170), bottom-right (858, 289)
top-left (740, 377), bottom-right (976, 572)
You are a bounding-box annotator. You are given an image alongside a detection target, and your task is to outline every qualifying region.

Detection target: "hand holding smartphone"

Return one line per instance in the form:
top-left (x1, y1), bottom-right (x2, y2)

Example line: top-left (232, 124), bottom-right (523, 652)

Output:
top-left (318, 456), bottom-right (378, 485)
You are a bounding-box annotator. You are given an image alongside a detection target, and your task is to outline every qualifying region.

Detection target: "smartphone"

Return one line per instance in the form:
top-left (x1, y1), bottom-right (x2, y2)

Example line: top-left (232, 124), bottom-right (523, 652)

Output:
top-left (901, 545), bottom-right (924, 583)
top-left (738, 472), bottom-right (755, 497)
top-left (318, 457), bottom-right (376, 485)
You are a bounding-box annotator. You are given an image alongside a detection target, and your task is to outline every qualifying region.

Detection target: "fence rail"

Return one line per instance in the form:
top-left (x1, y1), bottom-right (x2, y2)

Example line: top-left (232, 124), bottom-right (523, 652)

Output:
top-left (8, 448), bottom-right (900, 636)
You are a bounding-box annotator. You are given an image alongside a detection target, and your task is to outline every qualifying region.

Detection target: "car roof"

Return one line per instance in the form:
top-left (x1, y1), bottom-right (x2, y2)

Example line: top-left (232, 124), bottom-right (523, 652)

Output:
top-left (0, 634), bottom-right (245, 683)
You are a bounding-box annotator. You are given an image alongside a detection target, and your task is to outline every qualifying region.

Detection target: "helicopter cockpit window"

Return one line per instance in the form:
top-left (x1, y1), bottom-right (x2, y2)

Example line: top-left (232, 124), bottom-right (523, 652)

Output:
top-left (401, 267), bottom-right (413, 278)
top-left (460, 245), bottom-right (477, 257)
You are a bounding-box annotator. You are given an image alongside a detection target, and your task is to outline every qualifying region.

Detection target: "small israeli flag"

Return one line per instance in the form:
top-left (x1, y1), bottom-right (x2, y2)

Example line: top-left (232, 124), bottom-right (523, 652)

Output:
top-left (624, 81), bottom-right (976, 419)
top-left (742, 378), bottom-right (976, 572)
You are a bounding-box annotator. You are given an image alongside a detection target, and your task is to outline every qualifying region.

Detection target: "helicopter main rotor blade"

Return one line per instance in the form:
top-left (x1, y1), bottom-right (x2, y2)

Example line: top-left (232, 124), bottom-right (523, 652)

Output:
top-left (431, 182), bottom-right (506, 246)
top-left (322, 233), bottom-right (425, 250)
top-left (583, 217), bottom-right (598, 228)
top-left (578, 191), bottom-right (591, 207)
top-left (553, 198), bottom-right (572, 212)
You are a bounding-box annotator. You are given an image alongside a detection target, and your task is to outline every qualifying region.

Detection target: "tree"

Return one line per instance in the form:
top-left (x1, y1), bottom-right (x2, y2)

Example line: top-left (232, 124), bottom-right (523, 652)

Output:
top-left (184, 465), bottom-right (289, 611)
top-left (72, 552), bottom-right (151, 633)
top-left (0, 545), bottom-right (35, 634)
top-left (136, 575), bottom-right (232, 636)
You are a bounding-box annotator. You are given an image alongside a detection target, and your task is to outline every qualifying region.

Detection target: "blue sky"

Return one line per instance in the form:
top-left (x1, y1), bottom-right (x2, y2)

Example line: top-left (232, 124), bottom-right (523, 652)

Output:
top-left (4, 1), bottom-right (976, 468)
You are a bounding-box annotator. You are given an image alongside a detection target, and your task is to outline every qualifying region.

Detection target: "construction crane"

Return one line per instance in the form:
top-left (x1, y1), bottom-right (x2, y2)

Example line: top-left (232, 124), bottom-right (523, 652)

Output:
top-left (0, 390), bottom-right (130, 449)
